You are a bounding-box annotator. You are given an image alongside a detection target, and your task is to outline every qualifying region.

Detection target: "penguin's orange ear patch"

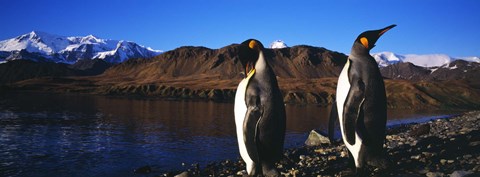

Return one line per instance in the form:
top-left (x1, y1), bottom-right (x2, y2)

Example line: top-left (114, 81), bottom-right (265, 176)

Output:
top-left (249, 40), bottom-right (257, 49)
top-left (360, 37), bottom-right (369, 48)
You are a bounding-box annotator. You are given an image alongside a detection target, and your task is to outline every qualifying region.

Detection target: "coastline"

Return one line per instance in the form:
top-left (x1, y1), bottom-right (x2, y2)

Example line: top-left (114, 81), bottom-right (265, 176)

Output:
top-left (5, 76), bottom-right (480, 109)
top-left (158, 111), bottom-right (480, 177)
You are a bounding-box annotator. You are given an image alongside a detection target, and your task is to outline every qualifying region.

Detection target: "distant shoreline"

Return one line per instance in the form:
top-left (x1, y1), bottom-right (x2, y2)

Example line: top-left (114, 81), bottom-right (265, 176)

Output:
top-left (3, 80), bottom-right (480, 110)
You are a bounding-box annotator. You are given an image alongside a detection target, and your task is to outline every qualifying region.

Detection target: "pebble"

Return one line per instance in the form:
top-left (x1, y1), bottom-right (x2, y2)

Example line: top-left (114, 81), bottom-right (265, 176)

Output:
top-left (450, 170), bottom-right (473, 177)
top-left (327, 156), bottom-right (336, 161)
top-left (440, 159), bottom-right (448, 165)
top-left (418, 168), bottom-right (429, 174)
top-left (280, 172), bottom-right (291, 177)
top-left (411, 140), bottom-right (418, 146)
top-left (314, 148), bottom-right (329, 155)
top-left (426, 171), bottom-right (444, 177)
top-left (469, 141), bottom-right (480, 146)
top-left (422, 152), bottom-right (435, 158)
top-left (236, 170), bottom-right (246, 176)
top-left (411, 155), bottom-right (421, 160)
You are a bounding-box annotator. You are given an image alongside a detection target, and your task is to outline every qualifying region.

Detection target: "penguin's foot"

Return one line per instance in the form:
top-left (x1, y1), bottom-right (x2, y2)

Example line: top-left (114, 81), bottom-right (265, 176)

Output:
top-left (261, 165), bottom-right (279, 177)
top-left (366, 156), bottom-right (391, 170)
top-left (355, 167), bottom-right (369, 177)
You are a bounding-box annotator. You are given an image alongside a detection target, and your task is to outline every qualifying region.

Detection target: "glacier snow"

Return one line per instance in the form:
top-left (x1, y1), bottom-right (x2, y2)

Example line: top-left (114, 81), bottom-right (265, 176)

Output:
top-left (0, 31), bottom-right (162, 63)
top-left (373, 51), bottom-right (480, 68)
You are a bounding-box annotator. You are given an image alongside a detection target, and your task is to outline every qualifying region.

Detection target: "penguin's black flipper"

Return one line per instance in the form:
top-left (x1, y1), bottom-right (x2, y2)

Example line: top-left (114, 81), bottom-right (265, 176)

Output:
top-left (243, 97), bottom-right (263, 165)
top-left (343, 79), bottom-right (365, 145)
top-left (328, 100), bottom-right (338, 143)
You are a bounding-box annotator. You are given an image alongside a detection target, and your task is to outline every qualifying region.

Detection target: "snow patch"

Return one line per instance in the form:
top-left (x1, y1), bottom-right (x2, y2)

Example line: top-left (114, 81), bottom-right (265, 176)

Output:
top-left (372, 52), bottom-right (404, 67)
top-left (447, 64), bottom-right (458, 70)
top-left (270, 40), bottom-right (288, 49)
top-left (403, 54), bottom-right (451, 67)
top-left (373, 52), bottom-right (480, 67)
top-left (455, 56), bottom-right (480, 63)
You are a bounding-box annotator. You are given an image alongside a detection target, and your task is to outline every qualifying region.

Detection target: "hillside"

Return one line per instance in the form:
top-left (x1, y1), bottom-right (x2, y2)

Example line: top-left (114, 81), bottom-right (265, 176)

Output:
top-left (3, 44), bottom-right (480, 109)
top-left (380, 60), bottom-right (480, 88)
top-left (0, 59), bottom-right (111, 84)
top-left (99, 44), bottom-right (346, 81)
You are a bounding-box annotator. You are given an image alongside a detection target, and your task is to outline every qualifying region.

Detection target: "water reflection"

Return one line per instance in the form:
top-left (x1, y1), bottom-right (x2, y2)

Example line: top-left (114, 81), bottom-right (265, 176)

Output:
top-left (0, 93), bottom-right (461, 177)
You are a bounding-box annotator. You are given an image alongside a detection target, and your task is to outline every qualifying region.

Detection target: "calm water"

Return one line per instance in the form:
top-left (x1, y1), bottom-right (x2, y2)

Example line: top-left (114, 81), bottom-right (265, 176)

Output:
top-left (0, 93), bottom-right (461, 177)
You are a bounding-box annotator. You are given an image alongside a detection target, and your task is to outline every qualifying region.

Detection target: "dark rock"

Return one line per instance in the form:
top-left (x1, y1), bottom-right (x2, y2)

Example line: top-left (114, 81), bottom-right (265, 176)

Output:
top-left (410, 124), bottom-right (431, 137)
top-left (133, 165), bottom-right (152, 174)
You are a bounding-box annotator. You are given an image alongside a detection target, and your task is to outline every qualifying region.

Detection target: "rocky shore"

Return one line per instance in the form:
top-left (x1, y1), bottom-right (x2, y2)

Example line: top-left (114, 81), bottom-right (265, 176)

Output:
top-left (153, 111), bottom-right (480, 177)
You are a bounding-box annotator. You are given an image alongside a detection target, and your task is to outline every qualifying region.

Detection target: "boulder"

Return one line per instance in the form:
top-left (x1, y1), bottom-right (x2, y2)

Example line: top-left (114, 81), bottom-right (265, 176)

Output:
top-left (305, 129), bottom-right (330, 146)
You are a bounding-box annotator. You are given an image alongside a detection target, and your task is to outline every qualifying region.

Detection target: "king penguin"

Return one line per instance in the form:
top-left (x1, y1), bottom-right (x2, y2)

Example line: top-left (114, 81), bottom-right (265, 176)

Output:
top-left (234, 39), bottom-right (286, 177)
top-left (329, 25), bottom-right (396, 175)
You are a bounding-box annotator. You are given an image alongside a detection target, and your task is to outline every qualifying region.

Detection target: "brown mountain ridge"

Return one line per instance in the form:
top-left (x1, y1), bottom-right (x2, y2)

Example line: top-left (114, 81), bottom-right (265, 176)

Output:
top-left (100, 44), bottom-right (346, 81)
top-left (3, 43), bottom-right (480, 109)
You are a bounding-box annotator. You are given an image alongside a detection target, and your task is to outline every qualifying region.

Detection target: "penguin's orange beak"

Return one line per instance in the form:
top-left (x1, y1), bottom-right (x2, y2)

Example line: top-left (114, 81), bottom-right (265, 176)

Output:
top-left (245, 62), bottom-right (254, 77)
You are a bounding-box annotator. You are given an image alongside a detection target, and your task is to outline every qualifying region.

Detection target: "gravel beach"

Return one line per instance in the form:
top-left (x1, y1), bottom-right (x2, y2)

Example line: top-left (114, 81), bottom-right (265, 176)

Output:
top-left (155, 111), bottom-right (480, 177)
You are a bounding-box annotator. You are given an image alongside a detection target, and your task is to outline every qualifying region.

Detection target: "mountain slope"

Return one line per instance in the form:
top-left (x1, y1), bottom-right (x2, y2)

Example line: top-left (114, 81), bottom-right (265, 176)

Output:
top-left (0, 59), bottom-right (112, 84)
top-left (100, 44), bottom-right (347, 82)
top-left (380, 60), bottom-right (480, 88)
top-left (0, 31), bottom-right (162, 63)
top-left (0, 60), bottom-right (78, 83)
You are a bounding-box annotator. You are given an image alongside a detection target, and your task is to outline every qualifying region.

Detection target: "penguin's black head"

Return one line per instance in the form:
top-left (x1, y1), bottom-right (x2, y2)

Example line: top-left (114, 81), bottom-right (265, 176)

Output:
top-left (355, 24), bottom-right (396, 51)
top-left (238, 39), bottom-right (264, 77)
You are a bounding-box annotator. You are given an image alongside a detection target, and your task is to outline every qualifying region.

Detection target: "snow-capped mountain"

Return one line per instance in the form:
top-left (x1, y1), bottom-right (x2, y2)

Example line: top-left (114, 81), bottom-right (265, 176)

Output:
top-left (0, 31), bottom-right (162, 63)
top-left (270, 40), bottom-right (288, 49)
top-left (373, 52), bottom-right (480, 68)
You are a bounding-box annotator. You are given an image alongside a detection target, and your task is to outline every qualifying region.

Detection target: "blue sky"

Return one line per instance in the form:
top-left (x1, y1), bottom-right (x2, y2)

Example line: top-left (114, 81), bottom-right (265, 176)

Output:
top-left (1, 0), bottom-right (479, 57)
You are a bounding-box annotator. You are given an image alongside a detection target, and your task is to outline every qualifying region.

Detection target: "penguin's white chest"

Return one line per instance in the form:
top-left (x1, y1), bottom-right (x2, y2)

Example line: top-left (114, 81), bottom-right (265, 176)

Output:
top-left (234, 77), bottom-right (254, 173)
top-left (336, 60), bottom-right (363, 167)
